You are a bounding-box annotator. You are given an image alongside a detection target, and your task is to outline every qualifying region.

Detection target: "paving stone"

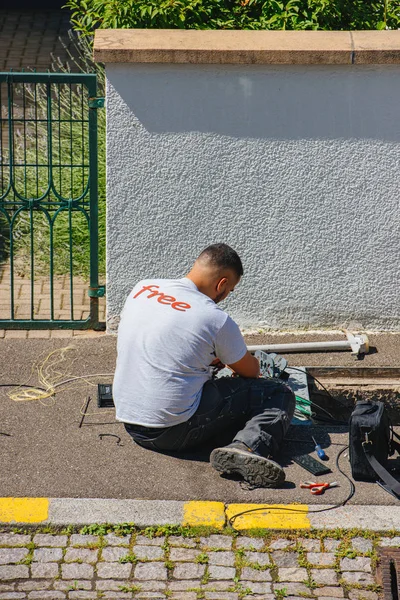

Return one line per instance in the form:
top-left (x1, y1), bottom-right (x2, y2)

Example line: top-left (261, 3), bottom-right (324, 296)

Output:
top-left (61, 563), bottom-right (94, 579)
top-left (135, 594), bottom-right (166, 599)
top-left (200, 536), bottom-right (232, 550)
top-left (168, 581), bottom-right (202, 591)
top-left (168, 536), bottom-right (196, 548)
top-left (96, 580), bottom-right (135, 591)
top-left (135, 536), bottom-right (166, 547)
top-left (54, 581), bottom-right (92, 591)
top-left (208, 552), bottom-right (235, 567)
top-left (341, 572), bottom-right (374, 585)
top-left (242, 595), bottom-right (274, 600)
top-left (351, 538), bottom-right (373, 553)
top-left (134, 562), bottom-right (168, 580)
top-left (0, 535), bottom-right (31, 547)
top-left (0, 566), bottom-right (29, 579)
top-left (379, 537), bottom-right (400, 547)
top-left (311, 569), bottom-right (338, 585)
top-left (271, 551), bottom-right (298, 567)
top-left (245, 551), bottom-right (270, 567)
top-left (0, 588), bottom-right (14, 593)
top-left (202, 583), bottom-right (234, 591)
top-left (135, 546), bottom-right (164, 560)
top-left (308, 552), bottom-right (336, 566)
top-left (204, 593), bottom-right (239, 599)
top-left (273, 582), bottom-right (309, 596)
top-left (98, 594), bottom-right (132, 600)
top-left (208, 565), bottom-right (236, 580)
top-left (103, 534), bottom-right (130, 547)
top-left (101, 546), bottom-right (130, 562)
top-left (348, 591), bottom-right (378, 600)
top-left (323, 539), bottom-right (341, 551)
top-left (340, 557), bottom-right (372, 572)
top-left (318, 597), bottom-right (344, 600)
top-left (241, 567), bottom-right (272, 582)
top-left (0, 594), bottom-right (26, 599)
top-left (239, 582), bottom-right (272, 594)
top-left (32, 548), bottom-right (63, 562)
top-left (27, 593), bottom-right (65, 599)
top-left (96, 562), bottom-right (132, 579)
top-left (277, 567), bottom-right (307, 582)
top-left (298, 539), bottom-right (321, 551)
top-left (269, 540), bottom-right (295, 550)
top-left (169, 548), bottom-right (198, 562)
top-left (170, 594), bottom-right (197, 600)
top-left (172, 563), bottom-right (205, 579)
top-left (64, 548), bottom-right (98, 564)
top-left (318, 587), bottom-right (344, 597)
top-left (33, 535), bottom-right (68, 548)
top-left (69, 535), bottom-right (99, 547)
top-left (0, 548), bottom-right (28, 564)
top-left (18, 581), bottom-right (52, 591)
top-left (68, 593), bottom-right (97, 599)
top-left (133, 582), bottom-right (166, 592)
top-left (31, 563), bottom-right (59, 578)
top-left (236, 538), bottom-right (265, 550)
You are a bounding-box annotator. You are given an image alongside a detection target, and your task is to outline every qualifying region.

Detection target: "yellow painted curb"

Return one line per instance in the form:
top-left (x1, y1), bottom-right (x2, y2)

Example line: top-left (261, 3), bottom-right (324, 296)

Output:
top-left (0, 498), bottom-right (49, 523)
top-left (226, 503), bottom-right (310, 530)
top-left (183, 501), bottom-right (226, 528)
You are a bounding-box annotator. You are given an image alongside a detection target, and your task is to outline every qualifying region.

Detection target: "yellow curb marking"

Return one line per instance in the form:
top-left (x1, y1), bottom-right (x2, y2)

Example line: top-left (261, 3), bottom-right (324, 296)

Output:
top-left (226, 503), bottom-right (310, 530)
top-left (0, 498), bottom-right (49, 523)
top-left (183, 501), bottom-right (226, 529)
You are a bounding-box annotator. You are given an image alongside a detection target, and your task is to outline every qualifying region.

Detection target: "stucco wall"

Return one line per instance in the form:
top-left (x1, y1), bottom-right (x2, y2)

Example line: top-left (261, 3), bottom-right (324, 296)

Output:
top-left (105, 62), bottom-right (400, 332)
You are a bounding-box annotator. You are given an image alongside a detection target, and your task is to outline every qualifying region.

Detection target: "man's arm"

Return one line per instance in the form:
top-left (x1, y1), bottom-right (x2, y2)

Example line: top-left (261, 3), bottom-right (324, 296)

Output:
top-left (228, 351), bottom-right (260, 378)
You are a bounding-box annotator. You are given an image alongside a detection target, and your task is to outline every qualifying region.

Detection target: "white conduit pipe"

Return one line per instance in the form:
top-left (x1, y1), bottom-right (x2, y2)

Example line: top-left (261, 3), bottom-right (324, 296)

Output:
top-left (247, 333), bottom-right (369, 356)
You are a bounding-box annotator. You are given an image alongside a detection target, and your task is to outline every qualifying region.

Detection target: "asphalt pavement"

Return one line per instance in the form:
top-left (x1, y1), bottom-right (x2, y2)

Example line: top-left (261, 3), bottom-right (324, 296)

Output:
top-left (0, 332), bottom-right (399, 506)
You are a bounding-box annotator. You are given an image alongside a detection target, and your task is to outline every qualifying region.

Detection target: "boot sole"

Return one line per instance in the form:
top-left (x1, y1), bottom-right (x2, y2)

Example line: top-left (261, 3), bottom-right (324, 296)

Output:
top-left (210, 446), bottom-right (285, 488)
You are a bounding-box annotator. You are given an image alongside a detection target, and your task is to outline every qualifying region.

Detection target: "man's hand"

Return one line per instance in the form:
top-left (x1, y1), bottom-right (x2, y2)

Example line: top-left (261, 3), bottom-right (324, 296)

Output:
top-left (210, 357), bottom-right (226, 372)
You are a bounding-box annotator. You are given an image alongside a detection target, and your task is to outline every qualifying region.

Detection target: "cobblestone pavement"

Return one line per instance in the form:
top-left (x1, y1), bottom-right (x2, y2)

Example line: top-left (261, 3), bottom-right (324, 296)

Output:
top-left (0, 528), bottom-right (390, 599)
top-left (0, 10), bottom-right (77, 72)
top-left (0, 264), bottom-right (106, 327)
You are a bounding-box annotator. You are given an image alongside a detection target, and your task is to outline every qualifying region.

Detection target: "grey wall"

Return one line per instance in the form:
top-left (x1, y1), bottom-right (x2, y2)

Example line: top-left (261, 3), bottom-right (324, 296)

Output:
top-left (106, 63), bottom-right (400, 332)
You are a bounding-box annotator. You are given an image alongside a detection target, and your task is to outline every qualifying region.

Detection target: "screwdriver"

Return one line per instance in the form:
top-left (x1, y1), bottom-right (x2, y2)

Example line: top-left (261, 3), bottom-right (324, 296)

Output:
top-left (312, 436), bottom-right (327, 460)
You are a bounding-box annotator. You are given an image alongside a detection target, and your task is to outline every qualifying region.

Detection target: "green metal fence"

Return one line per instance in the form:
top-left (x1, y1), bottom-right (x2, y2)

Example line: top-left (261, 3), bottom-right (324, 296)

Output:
top-left (0, 72), bottom-right (104, 329)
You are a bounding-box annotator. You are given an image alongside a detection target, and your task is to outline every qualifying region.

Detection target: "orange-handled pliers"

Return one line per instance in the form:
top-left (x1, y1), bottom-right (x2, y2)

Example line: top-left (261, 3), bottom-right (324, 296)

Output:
top-left (299, 481), bottom-right (339, 495)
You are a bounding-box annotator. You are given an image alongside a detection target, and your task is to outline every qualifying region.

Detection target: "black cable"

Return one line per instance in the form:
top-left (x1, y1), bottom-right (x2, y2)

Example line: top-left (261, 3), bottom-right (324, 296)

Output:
top-left (288, 366), bottom-right (351, 413)
top-left (289, 365), bottom-right (351, 410)
top-left (228, 446), bottom-right (355, 526)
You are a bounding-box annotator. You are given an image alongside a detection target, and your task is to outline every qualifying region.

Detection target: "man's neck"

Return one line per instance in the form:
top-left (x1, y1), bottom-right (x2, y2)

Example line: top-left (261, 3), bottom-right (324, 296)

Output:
top-left (185, 273), bottom-right (213, 299)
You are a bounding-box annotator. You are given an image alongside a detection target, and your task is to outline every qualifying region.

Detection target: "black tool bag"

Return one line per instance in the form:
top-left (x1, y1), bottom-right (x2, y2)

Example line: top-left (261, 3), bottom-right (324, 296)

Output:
top-left (349, 400), bottom-right (400, 497)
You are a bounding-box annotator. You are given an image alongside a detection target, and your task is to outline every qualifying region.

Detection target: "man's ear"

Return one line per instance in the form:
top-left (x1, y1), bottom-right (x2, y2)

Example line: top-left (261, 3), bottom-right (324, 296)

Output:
top-left (216, 277), bottom-right (228, 292)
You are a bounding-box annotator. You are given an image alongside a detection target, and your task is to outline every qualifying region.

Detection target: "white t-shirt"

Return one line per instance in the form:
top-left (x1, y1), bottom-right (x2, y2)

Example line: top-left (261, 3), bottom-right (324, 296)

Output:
top-left (113, 277), bottom-right (247, 428)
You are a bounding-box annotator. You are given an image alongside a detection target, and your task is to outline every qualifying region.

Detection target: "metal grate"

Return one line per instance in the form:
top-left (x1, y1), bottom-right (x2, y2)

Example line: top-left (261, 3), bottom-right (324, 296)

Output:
top-left (0, 72), bottom-right (103, 329)
top-left (378, 548), bottom-right (400, 600)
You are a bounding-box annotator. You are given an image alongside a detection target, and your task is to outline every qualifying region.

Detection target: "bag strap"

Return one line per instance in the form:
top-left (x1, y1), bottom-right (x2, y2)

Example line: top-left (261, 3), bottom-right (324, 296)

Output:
top-left (363, 436), bottom-right (400, 497)
top-left (392, 430), bottom-right (400, 452)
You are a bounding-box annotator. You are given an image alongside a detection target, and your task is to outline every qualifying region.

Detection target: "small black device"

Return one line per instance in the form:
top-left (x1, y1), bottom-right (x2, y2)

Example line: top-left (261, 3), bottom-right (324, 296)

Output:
top-left (97, 383), bottom-right (114, 408)
top-left (292, 453), bottom-right (332, 476)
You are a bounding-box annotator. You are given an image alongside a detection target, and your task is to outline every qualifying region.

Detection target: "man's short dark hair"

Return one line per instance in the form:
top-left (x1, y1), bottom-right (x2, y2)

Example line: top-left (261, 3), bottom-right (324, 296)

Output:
top-left (198, 243), bottom-right (243, 278)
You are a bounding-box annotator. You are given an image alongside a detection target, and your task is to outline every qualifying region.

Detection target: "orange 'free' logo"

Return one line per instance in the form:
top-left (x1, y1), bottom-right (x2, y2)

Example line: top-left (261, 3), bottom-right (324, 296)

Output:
top-left (133, 285), bottom-right (191, 312)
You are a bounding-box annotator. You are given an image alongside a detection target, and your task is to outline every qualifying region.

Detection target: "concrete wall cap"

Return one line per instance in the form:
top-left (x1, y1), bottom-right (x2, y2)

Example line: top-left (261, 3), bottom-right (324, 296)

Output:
top-left (94, 29), bottom-right (400, 65)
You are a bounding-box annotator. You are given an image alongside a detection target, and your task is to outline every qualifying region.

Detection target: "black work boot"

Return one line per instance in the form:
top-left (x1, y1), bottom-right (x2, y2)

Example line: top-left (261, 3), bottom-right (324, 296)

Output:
top-left (210, 441), bottom-right (285, 488)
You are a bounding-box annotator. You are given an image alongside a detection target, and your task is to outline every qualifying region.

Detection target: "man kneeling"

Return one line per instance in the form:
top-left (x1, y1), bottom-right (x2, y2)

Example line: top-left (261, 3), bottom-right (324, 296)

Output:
top-left (113, 243), bottom-right (295, 488)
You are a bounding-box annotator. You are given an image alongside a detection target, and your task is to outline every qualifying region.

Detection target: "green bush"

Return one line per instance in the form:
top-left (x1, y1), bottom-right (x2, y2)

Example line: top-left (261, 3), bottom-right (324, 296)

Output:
top-left (65, 0), bottom-right (400, 33)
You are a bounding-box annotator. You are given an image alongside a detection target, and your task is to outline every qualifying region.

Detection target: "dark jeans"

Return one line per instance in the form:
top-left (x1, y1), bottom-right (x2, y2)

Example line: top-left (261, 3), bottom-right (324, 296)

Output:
top-left (124, 377), bottom-right (296, 459)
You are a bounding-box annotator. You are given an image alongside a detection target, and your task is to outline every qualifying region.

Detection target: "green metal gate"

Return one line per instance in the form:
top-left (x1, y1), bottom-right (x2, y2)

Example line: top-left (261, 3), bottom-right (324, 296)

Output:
top-left (0, 72), bottom-right (104, 329)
